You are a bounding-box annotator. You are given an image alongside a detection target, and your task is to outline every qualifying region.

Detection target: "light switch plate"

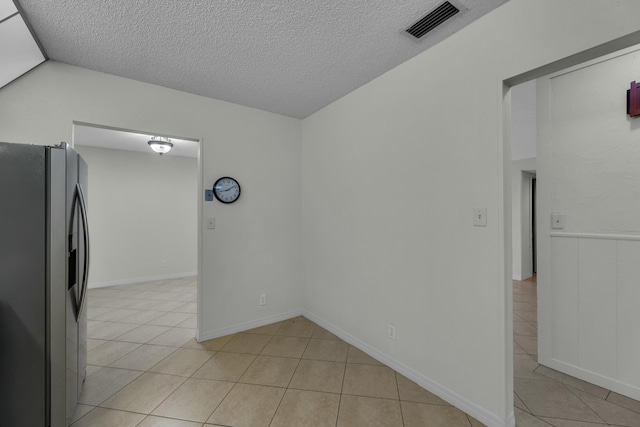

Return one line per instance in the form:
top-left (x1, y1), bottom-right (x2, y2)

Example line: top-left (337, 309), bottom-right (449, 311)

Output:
top-left (473, 207), bottom-right (487, 227)
top-left (551, 213), bottom-right (565, 229)
top-left (207, 217), bottom-right (215, 229)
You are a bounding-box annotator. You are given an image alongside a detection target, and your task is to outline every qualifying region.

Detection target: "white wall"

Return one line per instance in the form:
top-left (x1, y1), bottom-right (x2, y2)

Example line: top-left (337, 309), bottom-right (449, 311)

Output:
top-left (302, 1), bottom-right (640, 425)
top-left (511, 81), bottom-right (537, 161)
top-left (0, 61), bottom-right (303, 339)
top-left (537, 45), bottom-right (640, 399)
top-left (74, 145), bottom-right (197, 287)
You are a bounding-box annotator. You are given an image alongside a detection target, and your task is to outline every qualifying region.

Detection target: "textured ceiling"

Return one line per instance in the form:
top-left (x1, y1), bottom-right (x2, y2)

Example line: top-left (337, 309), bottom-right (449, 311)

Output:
top-left (18, 0), bottom-right (507, 119)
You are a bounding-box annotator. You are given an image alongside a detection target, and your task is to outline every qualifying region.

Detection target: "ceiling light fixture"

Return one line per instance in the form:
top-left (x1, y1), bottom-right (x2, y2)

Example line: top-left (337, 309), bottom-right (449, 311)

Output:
top-left (147, 136), bottom-right (173, 155)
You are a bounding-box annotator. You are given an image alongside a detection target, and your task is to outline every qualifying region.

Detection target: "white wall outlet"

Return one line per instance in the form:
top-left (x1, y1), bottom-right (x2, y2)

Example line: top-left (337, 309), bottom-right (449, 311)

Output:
top-left (388, 323), bottom-right (396, 340)
top-left (207, 217), bottom-right (215, 229)
top-left (473, 207), bottom-right (487, 227)
top-left (551, 213), bottom-right (565, 229)
top-left (161, 260), bottom-right (168, 267)
top-left (259, 294), bottom-right (267, 306)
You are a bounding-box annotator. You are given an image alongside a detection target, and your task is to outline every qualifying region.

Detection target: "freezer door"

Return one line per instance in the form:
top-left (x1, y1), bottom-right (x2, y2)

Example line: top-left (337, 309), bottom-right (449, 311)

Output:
top-left (65, 144), bottom-right (89, 425)
top-left (49, 146), bottom-right (68, 427)
top-left (0, 142), bottom-right (47, 426)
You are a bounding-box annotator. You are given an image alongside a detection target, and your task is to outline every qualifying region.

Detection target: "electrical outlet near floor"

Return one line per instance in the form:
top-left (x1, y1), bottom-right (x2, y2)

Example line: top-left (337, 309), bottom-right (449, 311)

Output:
top-left (388, 323), bottom-right (396, 340)
top-left (259, 294), bottom-right (267, 306)
top-left (161, 260), bottom-right (168, 268)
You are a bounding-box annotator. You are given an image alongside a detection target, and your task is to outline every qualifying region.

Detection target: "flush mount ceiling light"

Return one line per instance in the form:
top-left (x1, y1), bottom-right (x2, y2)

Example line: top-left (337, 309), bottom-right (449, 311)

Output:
top-left (147, 136), bottom-right (173, 155)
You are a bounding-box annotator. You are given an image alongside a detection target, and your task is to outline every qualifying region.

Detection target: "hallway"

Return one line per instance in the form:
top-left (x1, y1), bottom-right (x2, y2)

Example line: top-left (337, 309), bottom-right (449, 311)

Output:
top-left (513, 276), bottom-right (640, 426)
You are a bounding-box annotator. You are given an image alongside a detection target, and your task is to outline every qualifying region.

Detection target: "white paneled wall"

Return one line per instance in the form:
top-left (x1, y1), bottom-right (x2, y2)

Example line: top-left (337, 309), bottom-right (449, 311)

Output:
top-left (618, 241), bottom-right (640, 387)
top-left (549, 234), bottom-right (640, 399)
top-left (550, 236), bottom-right (578, 365)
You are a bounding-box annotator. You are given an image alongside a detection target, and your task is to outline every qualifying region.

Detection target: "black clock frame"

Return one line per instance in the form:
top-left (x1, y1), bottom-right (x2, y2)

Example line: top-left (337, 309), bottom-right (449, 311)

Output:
top-left (213, 176), bottom-right (241, 204)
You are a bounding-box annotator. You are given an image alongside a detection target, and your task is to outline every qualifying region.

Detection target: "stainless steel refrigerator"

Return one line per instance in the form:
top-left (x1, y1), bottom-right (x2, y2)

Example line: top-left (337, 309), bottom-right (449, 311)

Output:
top-left (0, 142), bottom-right (89, 427)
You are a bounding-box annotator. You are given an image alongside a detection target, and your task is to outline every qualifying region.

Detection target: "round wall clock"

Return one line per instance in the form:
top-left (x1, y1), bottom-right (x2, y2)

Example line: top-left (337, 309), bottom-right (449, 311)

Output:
top-left (213, 176), bottom-right (241, 204)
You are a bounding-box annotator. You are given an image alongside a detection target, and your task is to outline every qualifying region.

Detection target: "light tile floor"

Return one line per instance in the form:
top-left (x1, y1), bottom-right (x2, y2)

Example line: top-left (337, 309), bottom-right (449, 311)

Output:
top-left (74, 276), bottom-right (640, 426)
top-left (513, 275), bottom-right (640, 426)
top-left (75, 277), bottom-right (484, 426)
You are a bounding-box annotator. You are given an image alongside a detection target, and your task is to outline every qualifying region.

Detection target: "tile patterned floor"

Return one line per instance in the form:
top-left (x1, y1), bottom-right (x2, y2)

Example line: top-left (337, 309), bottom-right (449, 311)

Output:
top-left (76, 277), bottom-right (483, 426)
top-left (75, 276), bottom-right (640, 426)
top-left (513, 275), bottom-right (640, 426)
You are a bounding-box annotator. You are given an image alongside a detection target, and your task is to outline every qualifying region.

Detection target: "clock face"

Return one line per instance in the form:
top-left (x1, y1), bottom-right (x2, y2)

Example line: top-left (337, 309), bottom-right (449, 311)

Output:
top-left (213, 177), bottom-right (241, 203)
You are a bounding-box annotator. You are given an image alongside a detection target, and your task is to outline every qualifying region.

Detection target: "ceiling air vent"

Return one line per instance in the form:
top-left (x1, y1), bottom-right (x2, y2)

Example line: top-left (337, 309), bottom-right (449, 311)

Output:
top-left (406, 1), bottom-right (460, 39)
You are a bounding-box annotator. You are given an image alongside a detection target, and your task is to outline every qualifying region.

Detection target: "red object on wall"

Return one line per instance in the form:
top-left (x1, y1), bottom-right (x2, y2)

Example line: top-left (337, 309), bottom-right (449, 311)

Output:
top-left (628, 81), bottom-right (640, 117)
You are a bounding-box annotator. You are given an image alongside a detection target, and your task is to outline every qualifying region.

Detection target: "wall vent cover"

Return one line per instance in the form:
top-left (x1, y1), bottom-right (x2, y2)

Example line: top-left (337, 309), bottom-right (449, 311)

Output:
top-left (406, 1), bottom-right (460, 39)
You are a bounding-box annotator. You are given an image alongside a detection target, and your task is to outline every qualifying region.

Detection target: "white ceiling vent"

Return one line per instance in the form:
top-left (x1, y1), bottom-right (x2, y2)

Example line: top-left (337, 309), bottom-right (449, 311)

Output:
top-left (406, 1), bottom-right (460, 39)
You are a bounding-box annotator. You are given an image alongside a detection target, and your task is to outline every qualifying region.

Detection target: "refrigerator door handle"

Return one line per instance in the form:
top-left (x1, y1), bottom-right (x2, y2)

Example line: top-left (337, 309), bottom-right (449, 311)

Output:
top-left (76, 183), bottom-right (90, 317)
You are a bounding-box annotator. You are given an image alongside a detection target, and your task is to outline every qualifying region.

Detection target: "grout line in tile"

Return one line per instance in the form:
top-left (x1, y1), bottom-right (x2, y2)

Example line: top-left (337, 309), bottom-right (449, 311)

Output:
top-left (87, 368), bottom-right (146, 408)
top-left (535, 414), bottom-right (605, 426)
top-left (577, 388), bottom-right (640, 420)
top-left (285, 385), bottom-right (343, 396)
top-left (464, 413), bottom-right (474, 426)
top-left (141, 374), bottom-right (200, 421)
top-left (532, 415), bottom-right (555, 426)
top-left (513, 389), bottom-right (534, 415)
top-left (395, 371), bottom-right (406, 426)
top-left (558, 380), bottom-right (607, 424)
top-left (92, 403), bottom-right (171, 417)
top-left (267, 383), bottom-right (289, 426)
top-left (197, 372), bottom-right (238, 424)
top-left (334, 355), bottom-right (349, 426)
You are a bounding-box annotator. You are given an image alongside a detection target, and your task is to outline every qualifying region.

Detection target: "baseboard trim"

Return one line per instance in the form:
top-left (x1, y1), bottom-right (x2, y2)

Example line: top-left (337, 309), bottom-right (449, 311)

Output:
top-left (505, 410), bottom-right (515, 427)
top-left (541, 356), bottom-right (640, 401)
top-left (196, 309), bottom-right (303, 342)
top-left (88, 271), bottom-right (197, 289)
top-left (512, 272), bottom-right (533, 281)
top-left (302, 309), bottom-right (513, 427)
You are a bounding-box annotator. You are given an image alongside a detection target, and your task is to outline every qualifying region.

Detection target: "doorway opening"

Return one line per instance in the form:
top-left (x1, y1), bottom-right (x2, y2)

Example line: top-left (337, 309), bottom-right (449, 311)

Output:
top-left (505, 39), bottom-right (640, 424)
top-left (520, 171), bottom-right (536, 279)
top-left (71, 123), bottom-right (202, 398)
